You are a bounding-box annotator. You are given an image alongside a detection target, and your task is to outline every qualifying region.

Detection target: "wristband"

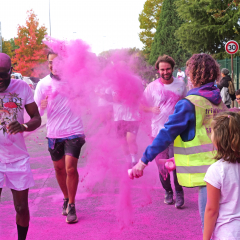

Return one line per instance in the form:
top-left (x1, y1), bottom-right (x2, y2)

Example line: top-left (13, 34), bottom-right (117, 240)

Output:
top-left (22, 124), bottom-right (28, 130)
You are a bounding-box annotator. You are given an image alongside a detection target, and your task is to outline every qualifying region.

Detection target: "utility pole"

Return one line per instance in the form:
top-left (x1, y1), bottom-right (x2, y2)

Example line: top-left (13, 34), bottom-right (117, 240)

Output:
top-left (49, 0), bottom-right (51, 37)
top-left (0, 22), bottom-right (2, 53)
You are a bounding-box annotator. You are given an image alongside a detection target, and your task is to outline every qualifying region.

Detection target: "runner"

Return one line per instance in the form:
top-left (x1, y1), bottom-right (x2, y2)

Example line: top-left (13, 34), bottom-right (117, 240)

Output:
top-left (141, 55), bottom-right (186, 208)
top-left (0, 53), bottom-right (41, 240)
top-left (112, 90), bottom-right (141, 167)
top-left (93, 84), bottom-right (113, 134)
top-left (34, 51), bottom-right (85, 223)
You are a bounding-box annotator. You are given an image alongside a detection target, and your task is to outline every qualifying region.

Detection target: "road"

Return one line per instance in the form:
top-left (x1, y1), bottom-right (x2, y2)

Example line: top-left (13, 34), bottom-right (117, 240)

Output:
top-left (0, 113), bottom-right (202, 240)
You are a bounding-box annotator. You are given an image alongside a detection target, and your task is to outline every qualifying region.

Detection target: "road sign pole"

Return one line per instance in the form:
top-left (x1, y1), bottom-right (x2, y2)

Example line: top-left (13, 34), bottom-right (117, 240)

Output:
top-left (231, 54), bottom-right (234, 107)
top-left (225, 40), bottom-right (239, 108)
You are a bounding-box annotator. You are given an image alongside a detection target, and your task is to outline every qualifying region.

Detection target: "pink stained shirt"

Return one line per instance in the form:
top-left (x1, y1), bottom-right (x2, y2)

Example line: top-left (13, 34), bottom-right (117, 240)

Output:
top-left (34, 74), bottom-right (84, 138)
top-left (0, 79), bottom-right (34, 163)
top-left (142, 77), bottom-right (187, 137)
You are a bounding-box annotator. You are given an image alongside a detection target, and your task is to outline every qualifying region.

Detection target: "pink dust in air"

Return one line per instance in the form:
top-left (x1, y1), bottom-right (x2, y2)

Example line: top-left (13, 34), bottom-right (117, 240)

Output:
top-left (41, 37), bottom-right (182, 228)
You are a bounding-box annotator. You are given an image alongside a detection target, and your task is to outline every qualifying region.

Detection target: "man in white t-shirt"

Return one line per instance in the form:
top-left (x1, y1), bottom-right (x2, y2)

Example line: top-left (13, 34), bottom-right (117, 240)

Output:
top-left (0, 53), bottom-right (41, 240)
top-left (141, 55), bottom-right (187, 208)
top-left (177, 68), bottom-right (185, 81)
top-left (34, 51), bottom-right (85, 224)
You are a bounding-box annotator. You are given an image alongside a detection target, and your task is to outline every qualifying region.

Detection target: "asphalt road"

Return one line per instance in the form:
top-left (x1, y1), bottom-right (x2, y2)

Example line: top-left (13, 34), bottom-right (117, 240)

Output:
top-left (0, 113), bottom-right (203, 240)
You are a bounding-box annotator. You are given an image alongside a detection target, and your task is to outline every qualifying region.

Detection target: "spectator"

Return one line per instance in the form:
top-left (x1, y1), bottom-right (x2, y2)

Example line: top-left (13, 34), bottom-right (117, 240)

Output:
top-left (220, 87), bottom-right (231, 108)
top-left (218, 68), bottom-right (235, 101)
top-left (176, 68), bottom-right (185, 81)
top-left (203, 112), bottom-right (240, 240)
top-left (217, 68), bottom-right (231, 90)
top-left (235, 89), bottom-right (240, 108)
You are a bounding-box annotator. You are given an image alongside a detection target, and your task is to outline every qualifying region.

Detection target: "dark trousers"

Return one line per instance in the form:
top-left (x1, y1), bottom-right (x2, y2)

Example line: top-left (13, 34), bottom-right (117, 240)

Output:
top-left (159, 169), bottom-right (183, 193)
top-left (153, 139), bottom-right (183, 193)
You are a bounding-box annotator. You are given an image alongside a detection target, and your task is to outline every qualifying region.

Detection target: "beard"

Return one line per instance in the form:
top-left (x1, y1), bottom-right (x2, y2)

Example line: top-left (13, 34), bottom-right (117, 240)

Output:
top-left (0, 77), bottom-right (11, 92)
top-left (161, 73), bottom-right (173, 81)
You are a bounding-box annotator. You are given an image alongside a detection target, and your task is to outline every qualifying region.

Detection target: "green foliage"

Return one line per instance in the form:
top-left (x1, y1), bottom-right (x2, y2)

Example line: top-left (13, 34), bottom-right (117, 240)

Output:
top-left (138, 0), bottom-right (163, 60)
top-left (9, 38), bottom-right (19, 51)
top-left (175, 0), bottom-right (240, 58)
top-left (2, 38), bottom-right (14, 58)
top-left (148, 0), bottom-right (191, 67)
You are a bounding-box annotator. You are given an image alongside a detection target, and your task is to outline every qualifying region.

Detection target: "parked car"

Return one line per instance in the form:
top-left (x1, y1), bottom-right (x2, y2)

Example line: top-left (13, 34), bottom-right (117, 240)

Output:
top-left (12, 72), bottom-right (23, 80)
top-left (23, 77), bottom-right (35, 91)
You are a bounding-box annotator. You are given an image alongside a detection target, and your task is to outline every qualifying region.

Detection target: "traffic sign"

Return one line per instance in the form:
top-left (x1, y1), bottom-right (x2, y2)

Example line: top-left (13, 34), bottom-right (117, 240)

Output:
top-left (225, 40), bottom-right (239, 54)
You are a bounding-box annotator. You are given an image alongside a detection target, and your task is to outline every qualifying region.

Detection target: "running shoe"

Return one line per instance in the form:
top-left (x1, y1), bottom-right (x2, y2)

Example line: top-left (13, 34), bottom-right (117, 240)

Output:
top-left (164, 191), bottom-right (174, 205)
top-left (175, 191), bottom-right (184, 208)
top-left (62, 198), bottom-right (69, 216)
top-left (66, 203), bottom-right (78, 223)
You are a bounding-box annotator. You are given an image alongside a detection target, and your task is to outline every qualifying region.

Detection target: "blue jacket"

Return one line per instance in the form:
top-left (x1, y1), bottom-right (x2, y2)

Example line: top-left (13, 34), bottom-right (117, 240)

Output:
top-left (141, 82), bottom-right (222, 164)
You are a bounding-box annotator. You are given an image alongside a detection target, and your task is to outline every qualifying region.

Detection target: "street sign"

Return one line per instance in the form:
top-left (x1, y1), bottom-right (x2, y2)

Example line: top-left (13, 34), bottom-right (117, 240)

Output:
top-left (225, 40), bottom-right (239, 54)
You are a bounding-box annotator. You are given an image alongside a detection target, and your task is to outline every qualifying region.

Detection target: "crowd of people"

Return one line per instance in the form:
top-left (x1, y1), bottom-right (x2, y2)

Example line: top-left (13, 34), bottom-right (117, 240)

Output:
top-left (0, 50), bottom-right (240, 240)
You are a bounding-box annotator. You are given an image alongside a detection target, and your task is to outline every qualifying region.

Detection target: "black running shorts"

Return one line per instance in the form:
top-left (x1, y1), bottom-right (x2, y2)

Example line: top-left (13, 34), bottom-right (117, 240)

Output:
top-left (115, 120), bottom-right (140, 138)
top-left (48, 137), bottom-right (85, 161)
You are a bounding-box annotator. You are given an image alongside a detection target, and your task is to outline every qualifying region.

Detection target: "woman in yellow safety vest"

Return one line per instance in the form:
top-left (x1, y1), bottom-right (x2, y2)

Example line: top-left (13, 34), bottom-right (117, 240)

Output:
top-left (131, 53), bottom-right (227, 229)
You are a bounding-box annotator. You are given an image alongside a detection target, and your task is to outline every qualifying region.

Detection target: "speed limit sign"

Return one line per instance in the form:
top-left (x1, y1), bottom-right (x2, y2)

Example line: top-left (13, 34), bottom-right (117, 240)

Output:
top-left (225, 40), bottom-right (239, 54)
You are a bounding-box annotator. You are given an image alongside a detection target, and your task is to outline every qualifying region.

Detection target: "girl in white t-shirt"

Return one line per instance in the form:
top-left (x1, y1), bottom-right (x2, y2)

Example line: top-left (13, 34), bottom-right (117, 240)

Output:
top-left (203, 112), bottom-right (240, 240)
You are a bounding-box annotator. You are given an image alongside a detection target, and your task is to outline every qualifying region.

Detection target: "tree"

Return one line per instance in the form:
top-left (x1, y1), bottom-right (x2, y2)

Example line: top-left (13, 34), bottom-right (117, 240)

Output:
top-left (2, 39), bottom-right (14, 58)
top-left (175, 0), bottom-right (240, 59)
top-left (138, 0), bottom-right (163, 60)
top-left (9, 38), bottom-right (19, 51)
top-left (12, 10), bottom-right (48, 77)
top-left (148, 0), bottom-right (191, 67)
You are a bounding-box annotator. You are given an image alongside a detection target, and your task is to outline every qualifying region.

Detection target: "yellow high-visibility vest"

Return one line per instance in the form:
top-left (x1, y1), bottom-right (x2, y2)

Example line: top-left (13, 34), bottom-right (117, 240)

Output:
top-left (174, 95), bottom-right (227, 187)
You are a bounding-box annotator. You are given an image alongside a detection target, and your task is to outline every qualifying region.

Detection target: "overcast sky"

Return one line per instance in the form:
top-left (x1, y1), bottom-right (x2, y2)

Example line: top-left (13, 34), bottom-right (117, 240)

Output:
top-left (0, 0), bottom-right (146, 54)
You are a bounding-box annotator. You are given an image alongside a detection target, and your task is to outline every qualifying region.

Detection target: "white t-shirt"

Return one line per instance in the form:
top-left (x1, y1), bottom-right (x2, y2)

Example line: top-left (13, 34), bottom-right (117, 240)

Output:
top-left (177, 71), bottom-right (185, 80)
top-left (34, 75), bottom-right (84, 138)
top-left (0, 79), bottom-right (34, 163)
top-left (112, 91), bottom-right (140, 122)
top-left (204, 159), bottom-right (240, 240)
top-left (112, 103), bottom-right (140, 121)
top-left (142, 78), bottom-right (187, 137)
top-left (95, 86), bottom-right (112, 107)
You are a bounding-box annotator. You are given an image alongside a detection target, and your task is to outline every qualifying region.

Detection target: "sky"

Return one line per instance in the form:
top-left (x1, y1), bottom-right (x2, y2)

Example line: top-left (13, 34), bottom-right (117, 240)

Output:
top-left (0, 0), bottom-right (146, 55)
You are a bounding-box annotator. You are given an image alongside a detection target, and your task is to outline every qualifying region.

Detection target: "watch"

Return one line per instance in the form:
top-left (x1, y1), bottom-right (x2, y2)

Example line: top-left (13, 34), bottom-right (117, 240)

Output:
top-left (22, 124), bottom-right (28, 130)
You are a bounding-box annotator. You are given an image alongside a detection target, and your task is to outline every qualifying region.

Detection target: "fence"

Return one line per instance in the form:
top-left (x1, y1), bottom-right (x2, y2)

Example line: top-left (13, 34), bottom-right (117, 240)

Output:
top-left (217, 57), bottom-right (240, 90)
top-left (173, 57), bottom-right (240, 90)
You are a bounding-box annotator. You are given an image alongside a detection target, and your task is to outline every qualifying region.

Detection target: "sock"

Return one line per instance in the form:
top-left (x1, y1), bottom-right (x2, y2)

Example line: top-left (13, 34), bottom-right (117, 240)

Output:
top-left (17, 224), bottom-right (29, 240)
top-left (130, 154), bottom-right (138, 163)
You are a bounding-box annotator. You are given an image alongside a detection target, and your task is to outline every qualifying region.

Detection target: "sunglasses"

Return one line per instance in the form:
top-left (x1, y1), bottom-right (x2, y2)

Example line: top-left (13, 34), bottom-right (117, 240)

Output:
top-left (0, 69), bottom-right (11, 79)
